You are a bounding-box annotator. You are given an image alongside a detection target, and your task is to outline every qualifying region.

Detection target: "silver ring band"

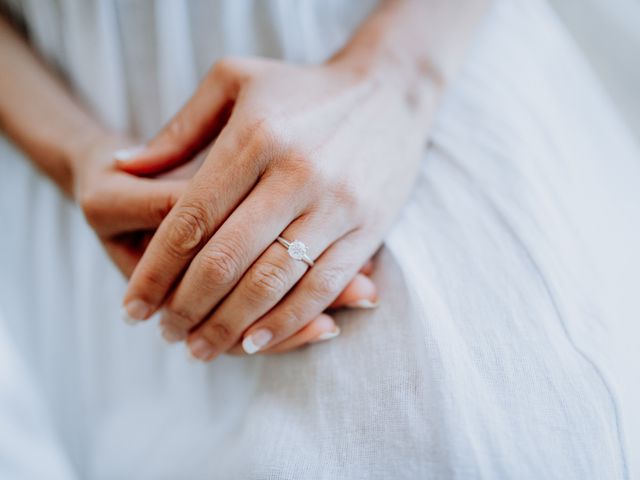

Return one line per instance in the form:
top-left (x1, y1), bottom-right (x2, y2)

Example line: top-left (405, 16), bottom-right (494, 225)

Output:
top-left (277, 237), bottom-right (314, 267)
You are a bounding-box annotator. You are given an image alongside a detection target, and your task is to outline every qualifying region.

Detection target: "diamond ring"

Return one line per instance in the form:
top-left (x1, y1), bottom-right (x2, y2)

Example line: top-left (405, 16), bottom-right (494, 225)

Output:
top-left (276, 237), bottom-right (314, 267)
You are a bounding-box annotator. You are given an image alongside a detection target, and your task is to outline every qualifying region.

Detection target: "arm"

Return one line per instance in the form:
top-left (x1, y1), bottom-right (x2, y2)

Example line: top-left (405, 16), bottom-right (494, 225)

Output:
top-left (0, 14), bottom-right (185, 276)
top-left (118, 0), bottom-right (491, 359)
top-left (332, 0), bottom-right (490, 113)
top-left (0, 15), bottom-right (105, 196)
top-left (0, 14), bottom-right (373, 346)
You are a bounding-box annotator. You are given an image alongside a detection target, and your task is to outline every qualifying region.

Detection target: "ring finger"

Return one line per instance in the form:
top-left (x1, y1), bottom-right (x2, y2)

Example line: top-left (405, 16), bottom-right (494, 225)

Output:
top-left (183, 213), bottom-right (346, 361)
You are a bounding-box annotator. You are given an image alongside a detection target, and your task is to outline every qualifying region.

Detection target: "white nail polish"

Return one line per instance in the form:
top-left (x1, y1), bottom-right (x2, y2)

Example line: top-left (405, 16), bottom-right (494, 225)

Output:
top-left (121, 306), bottom-right (141, 325)
top-left (113, 144), bottom-right (146, 162)
top-left (242, 329), bottom-right (273, 355)
top-left (123, 299), bottom-right (154, 325)
top-left (345, 299), bottom-right (379, 309)
top-left (186, 346), bottom-right (199, 363)
top-left (160, 326), bottom-right (184, 343)
top-left (312, 327), bottom-right (341, 343)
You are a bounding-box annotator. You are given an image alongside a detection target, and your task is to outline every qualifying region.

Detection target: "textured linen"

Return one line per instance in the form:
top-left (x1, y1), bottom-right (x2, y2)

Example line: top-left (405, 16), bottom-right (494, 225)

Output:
top-left (0, 1), bottom-right (639, 478)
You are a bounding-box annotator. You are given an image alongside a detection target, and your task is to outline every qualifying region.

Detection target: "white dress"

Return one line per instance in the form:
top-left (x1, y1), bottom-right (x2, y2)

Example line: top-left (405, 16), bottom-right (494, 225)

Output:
top-left (1, 1), bottom-right (639, 478)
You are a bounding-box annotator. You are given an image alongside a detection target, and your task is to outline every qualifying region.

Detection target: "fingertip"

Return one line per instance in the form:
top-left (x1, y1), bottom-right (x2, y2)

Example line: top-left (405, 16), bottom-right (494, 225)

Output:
top-left (114, 145), bottom-right (182, 175)
top-left (330, 273), bottom-right (377, 309)
top-left (255, 314), bottom-right (337, 354)
top-left (113, 144), bottom-right (147, 164)
top-left (359, 260), bottom-right (374, 276)
top-left (308, 314), bottom-right (340, 343)
top-left (310, 326), bottom-right (341, 343)
top-left (122, 298), bottom-right (154, 322)
top-left (313, 313), bottom-right (337, 331)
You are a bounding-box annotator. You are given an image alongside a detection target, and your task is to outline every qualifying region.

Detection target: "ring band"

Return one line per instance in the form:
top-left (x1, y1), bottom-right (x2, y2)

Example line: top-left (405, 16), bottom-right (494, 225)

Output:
top-left (277, 237), bottom-right (314, 267)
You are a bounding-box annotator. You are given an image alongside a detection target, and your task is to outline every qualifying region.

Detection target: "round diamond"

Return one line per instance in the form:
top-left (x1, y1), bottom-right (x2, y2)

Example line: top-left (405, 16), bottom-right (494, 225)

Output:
top-left (287, 240), bottom-right (307, 261)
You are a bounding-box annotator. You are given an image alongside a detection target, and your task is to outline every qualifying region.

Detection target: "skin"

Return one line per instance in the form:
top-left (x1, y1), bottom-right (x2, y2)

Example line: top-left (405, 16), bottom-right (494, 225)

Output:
top-left (0, 14), bottom-right (377, 352)
top-left (117, 0), bottom-right (490, 360)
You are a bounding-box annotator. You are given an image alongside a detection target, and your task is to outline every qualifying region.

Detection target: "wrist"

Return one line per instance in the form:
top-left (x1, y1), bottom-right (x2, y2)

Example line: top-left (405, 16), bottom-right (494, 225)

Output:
top-left (327, 23), bottom-right (442, 125)
top-left (327, 48), bottom-right (440, 135)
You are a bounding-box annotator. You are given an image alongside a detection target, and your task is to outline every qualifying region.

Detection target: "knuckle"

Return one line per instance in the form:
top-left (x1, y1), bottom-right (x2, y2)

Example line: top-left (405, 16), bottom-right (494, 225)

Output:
top-left (212, 56), bottom-right (242, 79)
top-left (247, 261), bottom-right (289, 303)
top-left (271, 309), bottom-right (303, 336)
top-left (211, 56), bottom-right (266, 84)
top-left (162, 189), bottom-right (181, 217)
top-left (79, 189), bottom-right (106, 227)
top-left (331, 179), bottom-right (362, 219)
top-left (270, 150), bottom-right (319, 191)
top-left (134, 267), bottom-right (168, 300)
top-left (333, 179), bottom-right (358, 207)
top-left (146, 193), bottom-right (178, 226)
top-left (161, 307), bottom-right (197, 330)
top-left (235, 117), bottom-right (285, 173)
top-left (165, 203), bottom-right (210, 257)
top-left (198, 244), bottom-right (241, 286)
top-left (201, 321), bottom-right (235, 346)
top-left (248, 117), bottom-right (281, 153)
top-left (292, 152), bottom-right (322, 184)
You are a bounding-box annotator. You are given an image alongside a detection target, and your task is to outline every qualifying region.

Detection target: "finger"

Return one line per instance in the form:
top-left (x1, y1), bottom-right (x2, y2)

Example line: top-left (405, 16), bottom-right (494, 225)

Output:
top-left (122, 124), bottom-right (263, 322)
top-left (219, 268), bottom-right (370, 355)
top-left (238, 231), bottom-right (378, 354)
top-left (264, 314), bottom-right (341, 353)
top-left (104, 241), bottom-right (139, 278)
top-left (181, 212), bottom-right (349, 360)
top-left (227, 314), bottom-right (339, 355)
top-left (84, 175), bottom-right (186, 237)
top-left (104, 230), bottom-right (155, 279)
top-left (329, 273), bottom-right (378, 309)
top-left (158, 180), bottom-right (303, 340)
top-left (115, 59), bottom-right (244, 175)
top-left (359, 260), bottom-right (374, 276)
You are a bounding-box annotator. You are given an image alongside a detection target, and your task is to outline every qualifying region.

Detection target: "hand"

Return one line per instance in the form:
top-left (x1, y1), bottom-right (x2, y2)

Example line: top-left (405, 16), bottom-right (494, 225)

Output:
top-left (73, 135), bottom-right (376, 351)
top-left (118, 54), bottom-right (428, 361)
top-left (72, 136), bottom-right (187, 278)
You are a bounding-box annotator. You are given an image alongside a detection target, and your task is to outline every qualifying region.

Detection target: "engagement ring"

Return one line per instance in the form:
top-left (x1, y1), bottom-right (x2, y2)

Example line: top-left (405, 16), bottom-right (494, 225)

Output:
top-left (276, 237), bottom-right (314, 267)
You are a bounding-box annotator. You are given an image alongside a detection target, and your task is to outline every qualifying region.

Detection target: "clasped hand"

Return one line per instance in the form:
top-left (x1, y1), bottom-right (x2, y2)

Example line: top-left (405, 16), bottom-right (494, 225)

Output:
top-left (77, 54), bottom-right (426, 360)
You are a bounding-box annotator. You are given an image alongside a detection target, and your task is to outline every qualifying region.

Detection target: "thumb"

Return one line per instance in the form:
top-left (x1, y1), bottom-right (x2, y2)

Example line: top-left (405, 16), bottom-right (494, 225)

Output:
top-left (115, 61), bottom-right (240, 175)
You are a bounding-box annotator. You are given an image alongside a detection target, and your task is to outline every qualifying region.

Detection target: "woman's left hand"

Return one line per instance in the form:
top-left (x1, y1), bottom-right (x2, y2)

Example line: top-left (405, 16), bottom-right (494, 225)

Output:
top-left (117, 53), bottom-right (432, 361)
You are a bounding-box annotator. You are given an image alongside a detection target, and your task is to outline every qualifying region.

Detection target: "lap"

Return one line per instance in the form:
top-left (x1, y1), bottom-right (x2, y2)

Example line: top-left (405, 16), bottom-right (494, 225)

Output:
top-left (0, 1), bottom-right (638, 478)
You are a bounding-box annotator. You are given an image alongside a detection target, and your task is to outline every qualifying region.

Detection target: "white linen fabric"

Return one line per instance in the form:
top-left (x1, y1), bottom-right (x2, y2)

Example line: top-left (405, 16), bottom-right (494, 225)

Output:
top-left (0, 1), bottom-right (639, 478)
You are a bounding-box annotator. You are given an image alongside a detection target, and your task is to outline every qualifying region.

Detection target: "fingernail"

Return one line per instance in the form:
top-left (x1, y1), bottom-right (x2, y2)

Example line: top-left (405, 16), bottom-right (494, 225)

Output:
top-left (186, 346), bottom-right (198, 363)
top-left (113, 144), bottom-right (146, 162)
top-left (188, 337), bottom-right (215, 361)
top-left (345, 299), bottom-right (379, 309)
top-left (121, 306), bottom-right (141, 325)
top-left (242, 329), bottom-right (273, 355)
top-left (123, 299), bottom-right (153, 322)
top-left (311, 326), bottom-right (341, 343)
top-left (161, 325), bottom-right (185, 343)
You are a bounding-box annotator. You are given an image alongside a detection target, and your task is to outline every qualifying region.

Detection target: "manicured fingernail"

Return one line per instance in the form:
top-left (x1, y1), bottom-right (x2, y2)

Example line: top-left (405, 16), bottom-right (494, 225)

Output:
top-left (311, 326), bottom-right (341, 343)
top-left (345, 299), bottom-right (379, 309)
top-left (186, 346), bottom-right (198, 363)
top-left (123, 299), bottom-right (153, 322)
top-left (113, 144), bottom-right (146, 162)
top-left (121, 306), bottom-right (141, 325)
top-left (242, 329), bottom-right (273, 355)
top-left (160, 325), bottom-right (185, 343)
top-left (188, 337), bottom-right (215, 361)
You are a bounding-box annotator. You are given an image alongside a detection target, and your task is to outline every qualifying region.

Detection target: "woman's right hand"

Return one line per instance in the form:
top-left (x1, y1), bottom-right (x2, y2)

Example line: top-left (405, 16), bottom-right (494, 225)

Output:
top-left (71, 135), bottom-right (188, 279)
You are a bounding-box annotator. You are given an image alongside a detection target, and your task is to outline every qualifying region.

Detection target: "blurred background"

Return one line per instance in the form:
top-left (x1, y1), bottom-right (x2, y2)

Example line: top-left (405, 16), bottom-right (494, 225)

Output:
top-left (551, 0), bottom-right (640, 138)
